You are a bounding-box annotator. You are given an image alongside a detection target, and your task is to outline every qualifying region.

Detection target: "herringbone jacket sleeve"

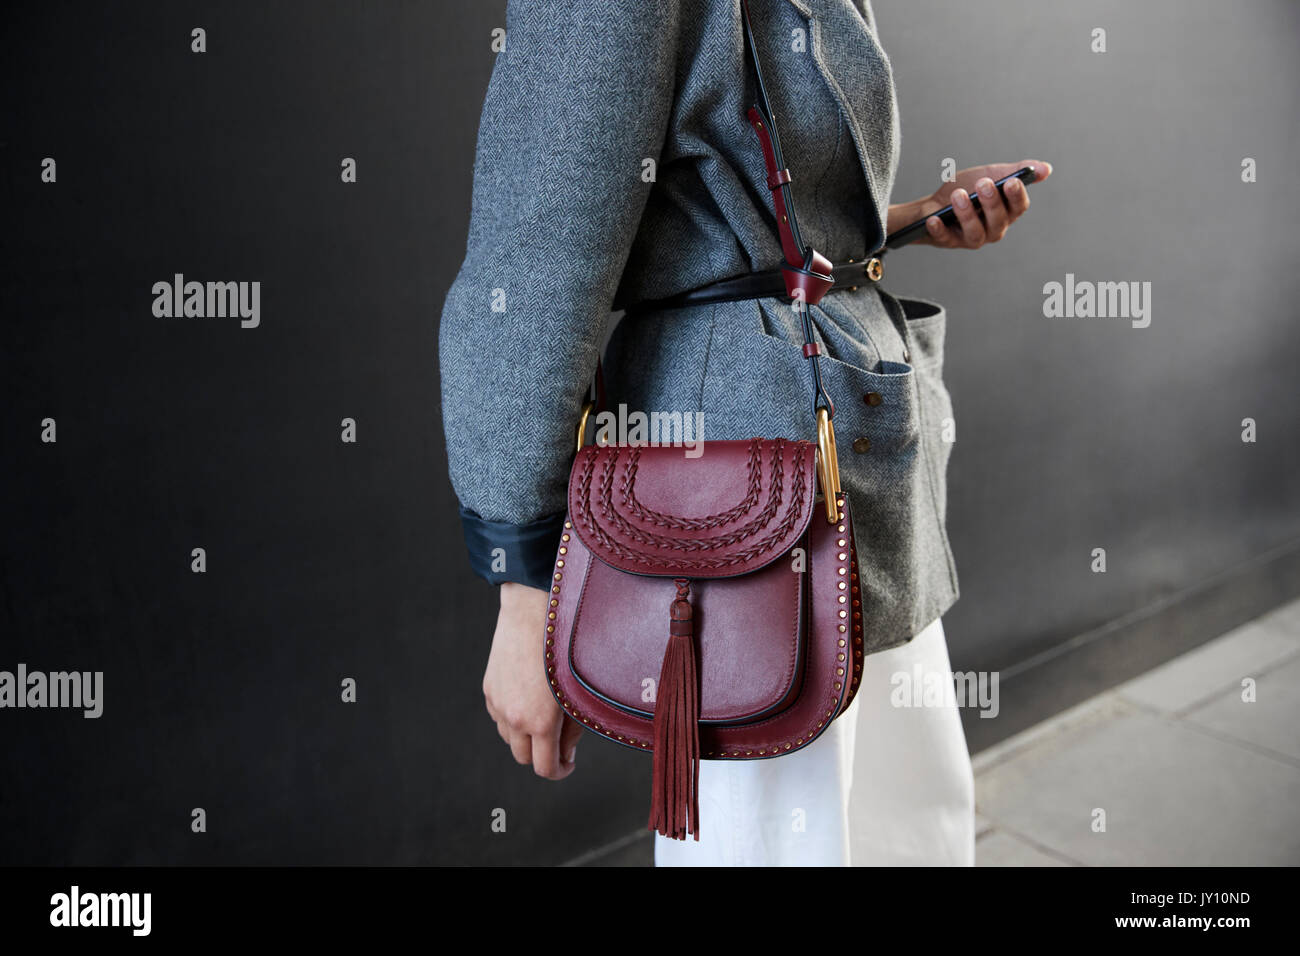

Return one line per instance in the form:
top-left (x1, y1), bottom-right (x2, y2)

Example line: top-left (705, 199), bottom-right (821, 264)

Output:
top-left (438, 1), bottom-right (680, 587)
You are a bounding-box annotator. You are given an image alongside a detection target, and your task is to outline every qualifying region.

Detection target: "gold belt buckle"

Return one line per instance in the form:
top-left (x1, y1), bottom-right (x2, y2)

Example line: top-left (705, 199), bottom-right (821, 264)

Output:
top-left (847, 256), bottom-right (884, 292)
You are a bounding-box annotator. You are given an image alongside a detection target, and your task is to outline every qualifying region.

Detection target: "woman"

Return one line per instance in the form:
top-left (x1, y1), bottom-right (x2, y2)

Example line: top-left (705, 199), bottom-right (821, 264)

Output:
top-left (440, 0), bottom-right (1051, 866)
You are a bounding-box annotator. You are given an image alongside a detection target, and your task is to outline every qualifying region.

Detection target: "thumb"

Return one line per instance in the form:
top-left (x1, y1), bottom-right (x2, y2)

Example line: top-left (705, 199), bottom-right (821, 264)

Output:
top-left (1018, 159), bottom-right (1053, 183)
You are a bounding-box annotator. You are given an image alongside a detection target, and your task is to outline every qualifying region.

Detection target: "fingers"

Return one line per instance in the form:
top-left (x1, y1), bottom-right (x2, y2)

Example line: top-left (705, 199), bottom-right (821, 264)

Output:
top-left (522, 713), bottom-right (580, 781)
top-left (924, 215), bottom-right (951, 246)
top-left (486, 691), bottom-right (574, 780)
top-left (950, 188), bottom-right (986, 246)
top-left (974, 177), bottom-right (1008, 242)
top-left (497, 704), bottom-right (534, 765)
top-left (533, 715), bottom-right (583, 781)
top-left (927, 160), bottom-right (1050, 250)
top-left (530, 711), bottom-right (569, 781)
top-left (481, 579), bottom-right (583, 781)
top-left (484, 689), bottom-right (538, 766)
top-left (485, 691), bottom-right (512, 748)
top-left (1004, 175), bottom-right (1030, 220)
top-left (559, 716), bottom-right (584, 768)
top-left (530, 734), bottom-right (561, 780)
top-left (1001, 160), bottom-right (1043, 227)
top-left (925, 214), bottom-right (964, 249)
top-left (507, 726), bottom-right (533, 765)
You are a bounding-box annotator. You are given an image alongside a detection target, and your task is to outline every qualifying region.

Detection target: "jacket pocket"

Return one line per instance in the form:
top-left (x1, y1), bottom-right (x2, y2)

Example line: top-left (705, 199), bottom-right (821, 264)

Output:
top-left (894, 294), bottom-right (956, 547)
top-left (896, 294), bottom-right (947, 371)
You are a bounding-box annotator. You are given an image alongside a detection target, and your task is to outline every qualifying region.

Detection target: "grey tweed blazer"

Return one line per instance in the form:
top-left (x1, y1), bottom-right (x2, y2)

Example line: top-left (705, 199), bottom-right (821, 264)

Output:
top-left (439, 0), bottom-right (958, 648)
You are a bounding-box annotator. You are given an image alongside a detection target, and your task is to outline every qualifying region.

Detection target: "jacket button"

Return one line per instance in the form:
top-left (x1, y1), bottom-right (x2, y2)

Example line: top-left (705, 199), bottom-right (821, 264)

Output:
top-left (863, 391), bottom-right (882, 407)
top-left (852, 437), bottom-right (871, 454)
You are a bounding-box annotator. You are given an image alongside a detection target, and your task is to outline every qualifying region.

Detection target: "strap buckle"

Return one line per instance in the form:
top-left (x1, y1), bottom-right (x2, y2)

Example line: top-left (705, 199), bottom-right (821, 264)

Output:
top-left (783, 246), bottom-right (835, 307)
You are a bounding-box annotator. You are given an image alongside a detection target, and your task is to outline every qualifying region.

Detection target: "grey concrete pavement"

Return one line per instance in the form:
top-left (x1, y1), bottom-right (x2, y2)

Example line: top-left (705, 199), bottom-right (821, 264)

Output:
top-left (974, 598), bottom-right (1300, 866)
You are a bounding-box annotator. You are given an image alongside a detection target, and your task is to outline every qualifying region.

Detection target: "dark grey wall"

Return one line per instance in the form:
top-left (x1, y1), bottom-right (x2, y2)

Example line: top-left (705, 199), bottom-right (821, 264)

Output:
top-left (1, 1), bottom-right (1296, 865)
top-left (1, 0), bottom-right (648, 867)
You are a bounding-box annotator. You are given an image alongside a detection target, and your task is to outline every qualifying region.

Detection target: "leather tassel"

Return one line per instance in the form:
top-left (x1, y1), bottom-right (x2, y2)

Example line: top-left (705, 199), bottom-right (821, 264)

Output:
top-left (648, 577), bottom-right (701, 841)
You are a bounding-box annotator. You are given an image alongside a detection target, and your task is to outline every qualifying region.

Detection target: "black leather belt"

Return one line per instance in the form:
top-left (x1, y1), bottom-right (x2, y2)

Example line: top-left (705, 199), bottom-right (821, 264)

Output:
top-left (617, 254), bottom-right (884, 316)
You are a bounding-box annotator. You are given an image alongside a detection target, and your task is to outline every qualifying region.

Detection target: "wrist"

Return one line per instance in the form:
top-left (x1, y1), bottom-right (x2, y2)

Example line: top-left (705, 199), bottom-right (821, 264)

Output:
top-left (501, 581), bottom-right (548, 605)
top-left (886, 197), bottom-right (927, 236)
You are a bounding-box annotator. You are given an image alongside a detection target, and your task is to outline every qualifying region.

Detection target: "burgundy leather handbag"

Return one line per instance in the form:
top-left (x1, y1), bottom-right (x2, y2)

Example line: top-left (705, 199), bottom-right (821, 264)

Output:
top-left (544, 0), bottom-right (880, 842)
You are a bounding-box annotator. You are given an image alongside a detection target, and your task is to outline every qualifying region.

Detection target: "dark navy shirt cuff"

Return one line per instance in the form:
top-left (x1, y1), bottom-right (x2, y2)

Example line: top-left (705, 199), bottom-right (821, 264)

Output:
top-left (457, 505), bottom-right (567, 591)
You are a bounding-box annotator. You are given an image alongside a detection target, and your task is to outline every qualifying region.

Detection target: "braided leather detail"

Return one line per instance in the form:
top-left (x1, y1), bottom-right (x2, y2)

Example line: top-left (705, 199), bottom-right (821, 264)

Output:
top-left (573, 441), bottom-right (810, 571)
top-left (598, 443), bottom-right (785, 551)
top-left (619, 438), bottom-right (765, 530)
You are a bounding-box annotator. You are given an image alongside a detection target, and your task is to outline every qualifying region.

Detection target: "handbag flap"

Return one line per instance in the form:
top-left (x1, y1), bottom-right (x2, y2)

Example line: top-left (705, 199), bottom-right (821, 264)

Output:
top-left (567, 437), bottom-right (817, 578)
top-left (569, 550), bottom-right (806, 722)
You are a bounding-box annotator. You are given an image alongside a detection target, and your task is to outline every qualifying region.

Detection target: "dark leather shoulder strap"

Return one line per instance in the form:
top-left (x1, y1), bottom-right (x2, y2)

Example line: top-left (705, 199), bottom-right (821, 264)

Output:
top-left (739, 0), bottom-right (836, 417)
top-left (589, 0), bottom-right (839, 429)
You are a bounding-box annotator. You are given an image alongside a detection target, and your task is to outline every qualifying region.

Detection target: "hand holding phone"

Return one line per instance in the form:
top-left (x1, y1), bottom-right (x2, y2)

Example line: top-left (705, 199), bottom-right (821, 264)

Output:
top-left (884, 165), bottom-right (1039, 251)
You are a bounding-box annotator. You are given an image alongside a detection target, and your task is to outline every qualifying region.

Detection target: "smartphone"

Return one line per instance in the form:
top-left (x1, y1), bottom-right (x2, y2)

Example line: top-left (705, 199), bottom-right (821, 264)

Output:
top-left (883, 165), bottom-right (1038, 251)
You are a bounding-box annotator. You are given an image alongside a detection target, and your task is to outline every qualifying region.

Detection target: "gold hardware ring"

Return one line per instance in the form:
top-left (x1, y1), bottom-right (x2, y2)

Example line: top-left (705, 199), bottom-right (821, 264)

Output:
top-left (816, 406), bottom-right (842, 524)
top-left (575, 400), bottom-right (595, 453)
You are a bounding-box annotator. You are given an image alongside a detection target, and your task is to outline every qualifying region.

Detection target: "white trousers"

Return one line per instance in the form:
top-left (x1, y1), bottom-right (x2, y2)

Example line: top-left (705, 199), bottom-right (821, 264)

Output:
top-left (654, 617), bottom-right (975, 866)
